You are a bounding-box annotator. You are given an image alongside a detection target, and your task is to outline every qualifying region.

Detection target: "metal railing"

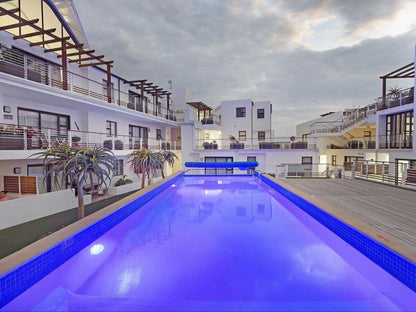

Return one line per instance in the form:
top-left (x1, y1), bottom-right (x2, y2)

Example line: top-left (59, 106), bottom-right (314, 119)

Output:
top-left (376, 87), bottom-right (414, 110)
top-left (273, 163), bottom-right (342, 179)
top-left (0, 123), bottom-right (181, 151)
top-left (0, 44), bottom-right (178, 122)
top-left (347, 160), bottom-right (416, 187)
top-left (196, 137), bottom-right (317, 150)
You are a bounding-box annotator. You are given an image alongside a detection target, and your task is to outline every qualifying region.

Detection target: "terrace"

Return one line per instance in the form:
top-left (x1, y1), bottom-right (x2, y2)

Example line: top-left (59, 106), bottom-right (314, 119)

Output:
top-left (0, 45), bottom-right (178, 121)
top-left (0, 122), bottom-right (181, 154)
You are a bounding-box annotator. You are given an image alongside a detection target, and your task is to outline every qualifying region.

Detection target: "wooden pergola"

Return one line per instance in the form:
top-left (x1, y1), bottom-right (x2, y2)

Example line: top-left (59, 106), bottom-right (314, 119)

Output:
top-left (187, 101), bottom-right (212, 121)
top-left (125, 79), bottom-right (171, 113)
top-left (0, 4), bottom-right (114, 102)
top-left (380, 62), bottom-right (415, 98)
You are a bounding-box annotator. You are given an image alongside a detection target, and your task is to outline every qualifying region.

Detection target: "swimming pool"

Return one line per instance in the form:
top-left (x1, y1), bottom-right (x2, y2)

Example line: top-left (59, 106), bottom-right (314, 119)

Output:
top-left (1, 175), bottom-right (416, 311)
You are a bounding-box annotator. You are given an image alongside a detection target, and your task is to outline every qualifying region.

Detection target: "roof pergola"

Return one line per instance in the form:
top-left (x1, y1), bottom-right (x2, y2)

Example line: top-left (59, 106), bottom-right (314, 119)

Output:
top-left (125, 80), bottom-right (172, 111)
top-left (0, 5), bottom-right (114, 101)
top-left (187, 101), bottom-right (212, 120)
top-left (380, 62), bottom-right (415, 98)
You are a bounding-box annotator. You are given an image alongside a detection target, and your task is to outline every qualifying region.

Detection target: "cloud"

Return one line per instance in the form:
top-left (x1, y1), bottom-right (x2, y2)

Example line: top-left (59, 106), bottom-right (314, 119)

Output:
top-left (73, 0), bottom-right (416, 136)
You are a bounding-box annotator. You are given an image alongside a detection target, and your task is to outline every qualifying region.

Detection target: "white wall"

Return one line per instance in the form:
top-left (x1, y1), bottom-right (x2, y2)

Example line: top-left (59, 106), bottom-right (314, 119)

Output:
top-left (220, 99), bottom-right (253, 141)
top-left (0, 189), bottom-right (92, 230)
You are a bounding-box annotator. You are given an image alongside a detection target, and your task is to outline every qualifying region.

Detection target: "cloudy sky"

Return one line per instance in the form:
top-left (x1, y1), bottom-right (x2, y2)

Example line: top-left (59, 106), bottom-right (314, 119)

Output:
top-left (73, 0), bottom-right (416, 136)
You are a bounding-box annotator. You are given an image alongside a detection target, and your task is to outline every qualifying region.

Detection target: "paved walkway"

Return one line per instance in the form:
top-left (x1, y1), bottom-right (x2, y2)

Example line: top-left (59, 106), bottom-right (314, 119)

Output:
top-left (276, 178), bottom-right (416, 262)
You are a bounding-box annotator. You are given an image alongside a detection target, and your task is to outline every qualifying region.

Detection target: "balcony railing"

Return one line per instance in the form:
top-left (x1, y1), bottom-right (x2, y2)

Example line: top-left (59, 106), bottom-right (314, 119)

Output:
top-left (376, 87), bottom-right (414, 110)
top-left (197, 137), bottom-right (316, 150)
top-left (200, 115), bottom-right (221, 126)
top-left (326, 134), bottom-right (413, 150)
top-left (0, 45), bottom-right (178, 122)
top-left (0, 123), bottom-right (181, 152)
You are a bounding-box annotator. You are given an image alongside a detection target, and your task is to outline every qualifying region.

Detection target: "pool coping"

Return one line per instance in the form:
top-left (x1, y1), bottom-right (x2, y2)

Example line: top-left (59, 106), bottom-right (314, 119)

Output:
top-left (0, 171), bottom-right (184, 308)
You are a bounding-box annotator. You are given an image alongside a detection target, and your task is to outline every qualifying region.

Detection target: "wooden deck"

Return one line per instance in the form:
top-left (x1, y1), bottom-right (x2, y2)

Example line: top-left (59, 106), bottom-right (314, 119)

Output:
top-left (275, 178), bottom-right (416, 262)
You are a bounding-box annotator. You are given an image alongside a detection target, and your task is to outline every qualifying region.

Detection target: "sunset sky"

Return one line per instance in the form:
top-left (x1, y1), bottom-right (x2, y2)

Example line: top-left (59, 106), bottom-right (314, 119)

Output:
top-left (74, 0), bottom-right (416, 135)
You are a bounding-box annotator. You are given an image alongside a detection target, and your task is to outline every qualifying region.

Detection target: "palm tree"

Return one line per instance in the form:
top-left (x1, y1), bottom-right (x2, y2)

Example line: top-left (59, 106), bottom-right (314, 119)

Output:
top-left (158, 150), bottom-right (178, 178)
top-left (126, 149), bottom-right (161, 189)
top-left (388, 87), bottom-right (402, 99)
top-left (33, 144), bottom-right (119, 219)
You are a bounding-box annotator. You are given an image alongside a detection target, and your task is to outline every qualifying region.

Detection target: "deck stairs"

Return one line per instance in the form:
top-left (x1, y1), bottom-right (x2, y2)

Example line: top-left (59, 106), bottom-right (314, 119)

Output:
top-left (310, 104), bottom-right (376, 137)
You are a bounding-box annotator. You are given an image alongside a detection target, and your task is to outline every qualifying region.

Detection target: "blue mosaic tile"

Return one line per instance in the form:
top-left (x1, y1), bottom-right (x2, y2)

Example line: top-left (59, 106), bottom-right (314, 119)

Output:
top-left (258, 174), bottom-right (416, 292)
top-left (0, 173), bottom-right (185, 308)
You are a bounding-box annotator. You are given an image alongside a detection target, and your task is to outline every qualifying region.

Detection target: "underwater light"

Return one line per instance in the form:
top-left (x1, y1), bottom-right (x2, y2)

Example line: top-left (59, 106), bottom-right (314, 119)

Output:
top-left (90, 244), bottom-right (104, 255)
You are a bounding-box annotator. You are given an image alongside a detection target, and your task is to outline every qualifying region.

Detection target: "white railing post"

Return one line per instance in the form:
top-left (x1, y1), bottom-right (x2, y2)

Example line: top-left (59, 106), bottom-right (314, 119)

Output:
top-left (365, 161), bottom-right (369, 179)
top-left (382, 162), bottom-right (385, 182)
top-left (352, 161), bottom-right (355, 179)
top-left (68, 130), bottom-right (72, 146)
top-left (140, 138), bottom-right (143, 150)
top-left (23, 127), bottom-right (27, 150)
top-left (47, 129), bottom-right (51, 149)
top-left (159, 140), bottom-right (162, 150)
top-left (284, 164), bottom-right (288, 179)
top-left (402, 163), bottom-right (407, 186)
top-left (24, 55), bottom-right (28, 79)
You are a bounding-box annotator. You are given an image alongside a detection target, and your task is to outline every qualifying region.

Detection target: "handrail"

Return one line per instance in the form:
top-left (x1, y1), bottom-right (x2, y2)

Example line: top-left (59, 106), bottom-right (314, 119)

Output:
top-left (0, 44), bottom-right (178, 122)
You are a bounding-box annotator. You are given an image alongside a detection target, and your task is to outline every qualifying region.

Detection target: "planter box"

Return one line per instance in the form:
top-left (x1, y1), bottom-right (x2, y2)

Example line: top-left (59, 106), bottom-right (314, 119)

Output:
top-left (0, 136), bottom-right (24, 150)
top-left (230, 143), bottom-right (244, 149)
top-left (108, 182), bottom-right (139, 195)
top-left (291, 142), bottom-right (307, 149)
top-left (203, 142), bottom-right (218, 149)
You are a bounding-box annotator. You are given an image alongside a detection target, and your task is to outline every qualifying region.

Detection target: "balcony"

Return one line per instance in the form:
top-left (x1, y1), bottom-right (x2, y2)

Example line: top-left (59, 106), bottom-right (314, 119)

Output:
top-left (327, 134), bottom-right (413, 150)
top-left (376, 87), bottom-right (414, 111)
top-left (197, 137), bottom-right (316, 151)
top-left (0, 45), bottom-right (178, 122)
top-left (0, 123), bottom-right (181, 154)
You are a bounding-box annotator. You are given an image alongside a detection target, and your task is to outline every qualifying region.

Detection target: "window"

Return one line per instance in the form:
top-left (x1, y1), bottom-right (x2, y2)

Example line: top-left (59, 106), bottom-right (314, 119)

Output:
top-left (106, 121), bottom-right (117, 137)
top-left (129, 125), bottom-right (148, 149)
top-left (258, 131), bottom-right (265, 141)
top-left (236, 107), bottom-right (246, 118)
top-left (247, 156), bottom-right (257, 162)
top-left (114, 160), bottom-right (123, 176)
top-left (257, 109), bottom-right (264, 119)
top-left (364, 131), bottom-right (371, 138)
top-left (156, 129), bottom-right (162, 140)
top-left (386, 111), bottom-right (413, 148)
top-left (302, 157), bottom-right (312, 164)
top-left (239, 131), bottom-right (247, 141)
top-left (332, 155), bottom-right (337, 166)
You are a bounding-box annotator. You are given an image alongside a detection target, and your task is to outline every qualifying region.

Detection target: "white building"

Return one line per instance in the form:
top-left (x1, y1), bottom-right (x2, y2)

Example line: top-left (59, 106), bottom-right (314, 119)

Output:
top-left (0, 0), bottom-right (317, 229)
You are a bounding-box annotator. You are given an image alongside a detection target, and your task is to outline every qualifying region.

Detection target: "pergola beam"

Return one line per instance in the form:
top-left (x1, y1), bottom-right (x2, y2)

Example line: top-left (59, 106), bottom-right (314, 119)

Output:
top-left (0, 19), bottom-right (39, 31)
top-left (30, 36), bottom-right (70, 46)
top-left (78, 61), bottom-right (114, 68)
top-left (57, 50), bottom-right (95, 58)
top-left (0, 8), bottom-right (19, 17)
top-left (13, 28), bottom-right (56, 40)
top-left (68, 55), bottom-right (104, 63)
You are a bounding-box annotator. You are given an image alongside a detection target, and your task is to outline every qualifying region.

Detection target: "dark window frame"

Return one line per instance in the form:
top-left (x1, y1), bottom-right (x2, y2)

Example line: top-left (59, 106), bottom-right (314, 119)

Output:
top-left (238, 130), bottom-right (247, 141)
top-left (236, 107), bottom-right (246, 118)
top-left (257, 108), bottom-right (265, 119)
top-left (106, 120), bottom-right (117, 137)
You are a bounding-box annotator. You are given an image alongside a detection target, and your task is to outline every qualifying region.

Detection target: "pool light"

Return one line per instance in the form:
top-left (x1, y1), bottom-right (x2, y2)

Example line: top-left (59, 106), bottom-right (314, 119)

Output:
top-left (90, 244), bottom-right (104, 255)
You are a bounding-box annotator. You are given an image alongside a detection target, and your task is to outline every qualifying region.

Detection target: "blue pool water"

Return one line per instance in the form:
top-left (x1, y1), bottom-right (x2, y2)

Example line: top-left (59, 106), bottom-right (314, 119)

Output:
top-left (2, 176), bottom-right (416, 311)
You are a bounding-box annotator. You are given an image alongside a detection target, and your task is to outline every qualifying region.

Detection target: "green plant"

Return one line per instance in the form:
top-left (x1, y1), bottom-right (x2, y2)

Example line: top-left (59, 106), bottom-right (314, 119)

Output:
top-left (158, 150), bottom-right (178, 178)
top-left (126, 149), bottom-right (161, 189)
top-left (115, 175), bottom-right (133, 187)
top-left (32, 143), bottom-right (119, 219)
top-left (388, 87), bottom-right (402, 99)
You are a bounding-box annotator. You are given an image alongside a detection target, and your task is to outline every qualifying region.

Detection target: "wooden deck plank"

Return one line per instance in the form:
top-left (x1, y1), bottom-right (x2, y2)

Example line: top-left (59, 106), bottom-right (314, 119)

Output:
top-left (277, 178), bottom-right (416, 259)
